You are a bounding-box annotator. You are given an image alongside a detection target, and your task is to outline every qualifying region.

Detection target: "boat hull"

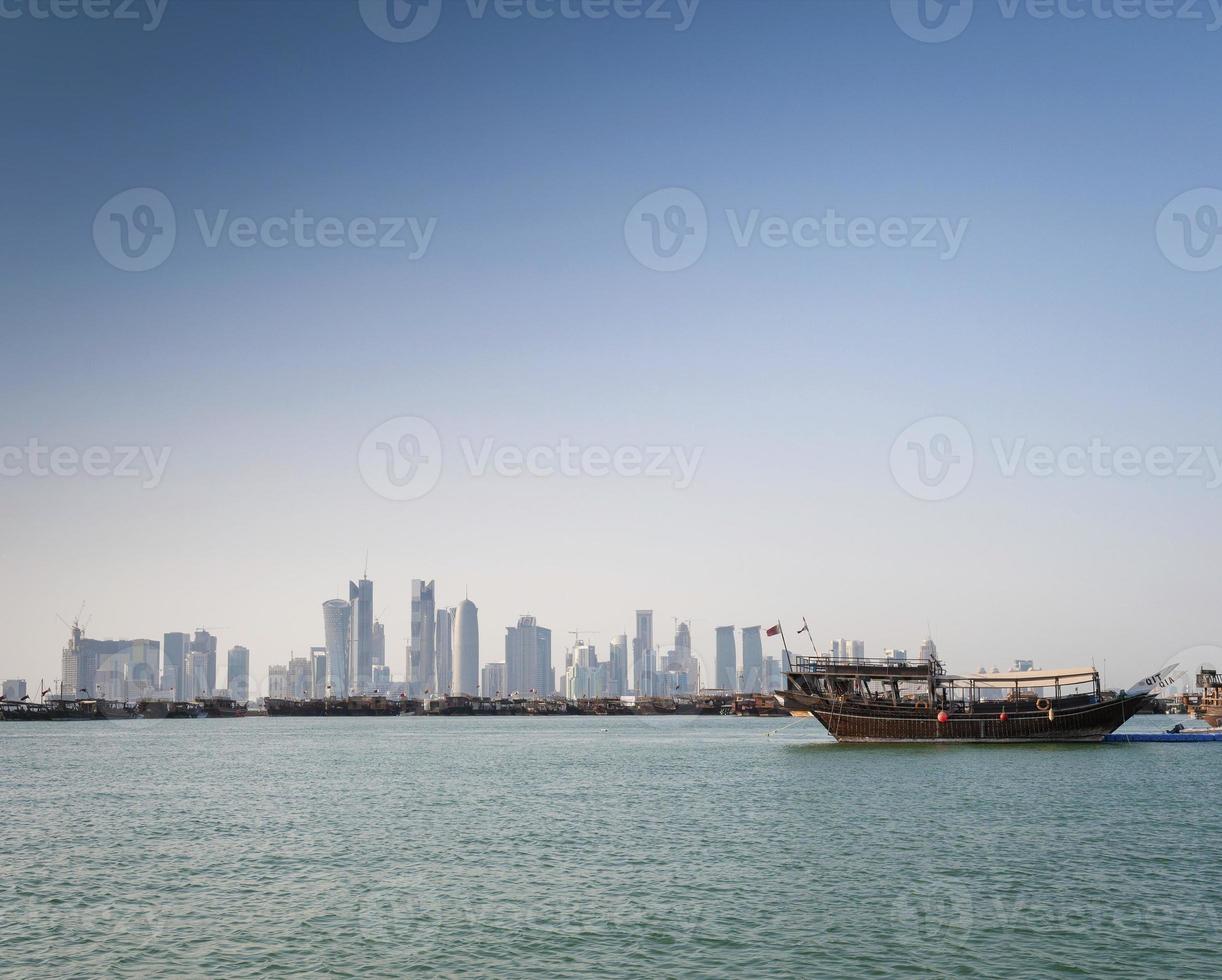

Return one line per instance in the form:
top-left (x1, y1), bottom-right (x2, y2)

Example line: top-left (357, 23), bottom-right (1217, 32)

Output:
top-left (782, 691), bottom-right (1150, 743)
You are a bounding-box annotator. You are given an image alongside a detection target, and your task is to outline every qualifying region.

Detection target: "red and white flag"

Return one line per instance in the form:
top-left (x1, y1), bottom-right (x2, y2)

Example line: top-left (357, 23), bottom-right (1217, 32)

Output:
top-left (766, 624), bottom-right (781, 637)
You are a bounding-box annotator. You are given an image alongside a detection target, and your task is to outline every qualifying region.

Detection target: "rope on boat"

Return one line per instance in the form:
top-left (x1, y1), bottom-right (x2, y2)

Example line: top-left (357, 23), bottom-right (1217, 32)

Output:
top-left (764, 716), bottom-right (810, 738)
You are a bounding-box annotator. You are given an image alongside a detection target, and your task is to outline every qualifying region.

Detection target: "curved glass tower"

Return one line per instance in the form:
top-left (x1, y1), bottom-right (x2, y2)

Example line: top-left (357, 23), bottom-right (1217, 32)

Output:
top-left (323, 599), bottom-right (352, 697)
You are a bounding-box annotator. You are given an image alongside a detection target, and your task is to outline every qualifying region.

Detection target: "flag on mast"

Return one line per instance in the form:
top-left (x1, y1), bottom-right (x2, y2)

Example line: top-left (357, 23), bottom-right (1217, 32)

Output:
top-left (766, 624), bottom-right (781, 638)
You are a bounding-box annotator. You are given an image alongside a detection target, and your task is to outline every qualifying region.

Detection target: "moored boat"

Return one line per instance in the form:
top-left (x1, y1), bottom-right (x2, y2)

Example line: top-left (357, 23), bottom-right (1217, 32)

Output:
top-left (1179, 668), bottom-right (1222, 728)
top-left (780, 655), bottom-right (1177, 743)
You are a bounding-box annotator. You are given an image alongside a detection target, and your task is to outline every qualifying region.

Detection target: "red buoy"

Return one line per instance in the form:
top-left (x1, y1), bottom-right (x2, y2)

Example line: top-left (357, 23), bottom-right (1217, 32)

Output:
top-left (998, 711), bottom-right (1008, 722)
top-left (937, 710), bottom-right (949, 723)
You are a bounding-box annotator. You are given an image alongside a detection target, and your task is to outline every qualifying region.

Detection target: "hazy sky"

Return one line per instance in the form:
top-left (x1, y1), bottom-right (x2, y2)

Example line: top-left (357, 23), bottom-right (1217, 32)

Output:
top-left (3, 0), bottom-right (1221, 693)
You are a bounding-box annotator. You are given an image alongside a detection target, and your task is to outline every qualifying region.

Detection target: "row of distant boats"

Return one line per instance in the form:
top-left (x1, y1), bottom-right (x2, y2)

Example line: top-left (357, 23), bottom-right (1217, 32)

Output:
top-left (0, 691), bottom-right (785, 722)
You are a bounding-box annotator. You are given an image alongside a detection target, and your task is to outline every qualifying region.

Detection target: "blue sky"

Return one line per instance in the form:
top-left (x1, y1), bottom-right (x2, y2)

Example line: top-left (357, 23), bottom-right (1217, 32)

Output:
top-left (2, 0), bottom-right (1221, 691)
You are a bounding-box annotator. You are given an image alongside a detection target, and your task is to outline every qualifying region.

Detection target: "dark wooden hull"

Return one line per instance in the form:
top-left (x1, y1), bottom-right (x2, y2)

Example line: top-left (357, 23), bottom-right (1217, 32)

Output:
top-left (782, 691), bottom-right (1150, 742)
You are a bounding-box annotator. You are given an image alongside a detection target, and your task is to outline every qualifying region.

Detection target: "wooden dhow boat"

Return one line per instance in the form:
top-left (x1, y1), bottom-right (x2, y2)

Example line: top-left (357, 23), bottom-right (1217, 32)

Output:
top-left (779, 655), bottom-right (1177, 743)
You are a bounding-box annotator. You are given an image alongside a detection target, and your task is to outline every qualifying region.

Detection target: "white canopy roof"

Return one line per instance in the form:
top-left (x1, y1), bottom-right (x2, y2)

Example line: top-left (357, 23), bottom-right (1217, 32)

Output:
top-left (943, 667), bottom-right (1098, 687)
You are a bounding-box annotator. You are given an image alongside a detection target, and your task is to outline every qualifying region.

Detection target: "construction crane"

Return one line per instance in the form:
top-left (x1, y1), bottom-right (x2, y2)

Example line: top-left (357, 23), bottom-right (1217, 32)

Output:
top-left (56, 601), bottom-right (91, 636)
top-left (568, 629), bottom-right (600, 648)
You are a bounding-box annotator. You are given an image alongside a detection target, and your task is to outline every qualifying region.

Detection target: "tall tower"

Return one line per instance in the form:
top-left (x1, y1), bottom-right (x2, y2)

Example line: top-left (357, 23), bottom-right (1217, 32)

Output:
top-left (715, 626), bottom-right (737, 691)
top-left (371, 620), bottom-right (386, 667)
top-left (452, 598), bottom-right (480, 696)
top-left (633, 610), bottom-right (653, 694)
top-left (227, 646), bottom-right (250, 702)
top-left (348, 577), bottom-right (374, 694)
top-left (741, 626), bottom-right (764, 692)
top-left (162, 632), bottom-right (189, 692)
top-left (323, 599), bottom-right (352, 697)
top-left (409, 580), bottom-right (437, 696)
top-left (608, 634), bottom-right (628, 696)
top-left (506, 615), bottom-right (551, 697)
top-left (435, 607), bottom-right (454, 694)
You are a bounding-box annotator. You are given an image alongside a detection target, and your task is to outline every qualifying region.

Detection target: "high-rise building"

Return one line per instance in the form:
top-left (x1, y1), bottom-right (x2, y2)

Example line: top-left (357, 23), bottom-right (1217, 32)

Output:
top-left (323, 599), bottom-right (352, 697)
top-left (633, 610), bottom-right (653, 693)
top-left (435, 607), bottom-right (454, 694)
top-left (268, 664), bottom-right (289, 699)
top-left (919, 636), bottom-right (938, 662)
top-left (565, 643), bottom-right (606, 699)
top-left (884, 648), bottom-right (908, 663)
top-left (349, 576), bottom-right (374, 694)
top-left (741, 626), bottom-right (764, 692)
top-left (715, 626), bottom-right (737, 691)
top-left (287, 654), bottom-right (312, 699)
top-left (481, 662), bottom-right (505, 698)
top-left (162, 632), bottom-right (189, 692)
top-left (452, 598), bottom-right (480, 696)
top-left (106, 638), bottom-right (160, 700)
top-left (409, 580), bottom-right (437, 696)
top-left (310, 646), bottom-right (327, 698)
top-left (372, 620), bottom-right (386, 667)
top-left (763, 656), bottom-right (782, 694)
top-left (227, 646), bottom-right (250, 702)
top-left (184, 650), bottom-right (211, 700)
top-left (849, 640), bottom-right (865, 663)
top-left (190, 630), bottom-right (218, 694)
top-left (608, 635), bottom-right (628, 696)
top-left (505, 615), bottom-right (552, 697)
top-left (372, 664), bottom-right (392, 690)
top-left (3, 680), bottom-right (28, 701)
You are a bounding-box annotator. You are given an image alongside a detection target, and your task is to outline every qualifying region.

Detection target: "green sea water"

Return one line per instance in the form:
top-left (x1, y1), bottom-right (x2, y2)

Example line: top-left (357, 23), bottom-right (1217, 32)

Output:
top-left (2, 715), bottom-right (1218, 978)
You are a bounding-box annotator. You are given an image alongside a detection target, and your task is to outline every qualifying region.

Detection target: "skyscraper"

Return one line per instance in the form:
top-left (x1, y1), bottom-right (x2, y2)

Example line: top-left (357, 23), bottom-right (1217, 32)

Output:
top-left (633, 610), bottom-right (653, 694)
top-left (741, 626), bottom-right (764, 692)
top-left (323, 599), bottom-right (352, 697)
top-left (184, 650), bottom-right (210, 700)
top-left (506, 615), bottom-right (551, 697)
top-left (190, 630), bottom-right (218, 694)
top-left (481, 661), bottom-right (505, 698)
top-left (287, 654), bottom-right (312, 699)
top-left (435, 607), bottom-right (454, 694)
top-left (452, 598), bottom-right (480, 697)
top-left (608, 634), bottom-right (628, 696)
top-left (162, 632), bottom-right (189, 692)
top-left (371, 620), bottom-right (386, 667)
top-left (849, 640), bottom-right (865, 663)
top-left (409, 579), bottom-right (436, 696)
top-left (227, 646), bottom-right (250, 702)
top-left (715, 626), bottom-right (737, 691)
top-left (349, 576), bottom-right (373, 694)
top-left (310, 646), bottom-right (327, 698)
